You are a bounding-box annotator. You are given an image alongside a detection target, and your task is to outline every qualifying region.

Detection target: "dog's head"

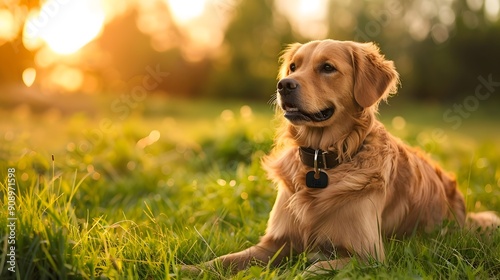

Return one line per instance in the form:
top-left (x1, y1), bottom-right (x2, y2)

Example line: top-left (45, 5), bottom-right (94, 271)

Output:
top-left (276, 40), bottom-right (399, 128)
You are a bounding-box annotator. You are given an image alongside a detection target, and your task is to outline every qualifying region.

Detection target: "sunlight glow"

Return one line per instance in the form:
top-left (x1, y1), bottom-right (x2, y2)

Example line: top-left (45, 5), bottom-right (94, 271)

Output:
top-left (136, 130), bottom-right (161, 149)
top-left (49, 65), bottom-right (84, 92)
top-left (467, 0), bottom-right (484, 11)
top-left (485, 0), bottom-right (500, 21)
top-left (392, 116), bottom-right (406, 130)
top-left (298, 0), bottom-right (323, 15)
top-left (167, 0), bottom-right (206, 23)
top-left (275, 0), bottom-right (329, 39)
top-left (23, 0), bottom-right (105, 55)
top-left (0, 9), bottom-right (16, 42)
top-left (162, 0), bottom-right (227, 61)
top-left (22, 68), bottom-right (37, 87)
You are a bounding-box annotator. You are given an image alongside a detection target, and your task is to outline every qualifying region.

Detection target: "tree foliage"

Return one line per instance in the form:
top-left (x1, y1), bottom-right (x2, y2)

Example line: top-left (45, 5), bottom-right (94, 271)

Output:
top-left (202, 0), bottom-right (295, 100)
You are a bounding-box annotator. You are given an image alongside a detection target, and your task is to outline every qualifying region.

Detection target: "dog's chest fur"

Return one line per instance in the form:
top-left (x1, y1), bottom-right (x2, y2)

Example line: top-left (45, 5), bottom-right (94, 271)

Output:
top-left (264, 126), bottom-right (396, 250)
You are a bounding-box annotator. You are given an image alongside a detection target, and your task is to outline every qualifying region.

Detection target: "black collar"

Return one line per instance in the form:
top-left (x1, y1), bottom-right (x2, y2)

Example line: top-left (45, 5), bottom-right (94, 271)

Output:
top-left (298, 147), bottom-right (340, 170)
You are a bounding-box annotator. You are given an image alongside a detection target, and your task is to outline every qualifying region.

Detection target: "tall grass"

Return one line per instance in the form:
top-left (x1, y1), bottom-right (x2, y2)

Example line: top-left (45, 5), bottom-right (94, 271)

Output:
top-left (1, 98), bottom-right (499, 279)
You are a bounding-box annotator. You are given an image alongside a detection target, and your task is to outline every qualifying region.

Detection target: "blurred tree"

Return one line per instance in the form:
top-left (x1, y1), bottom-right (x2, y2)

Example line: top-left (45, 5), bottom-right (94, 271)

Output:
top-left (390, 0), bottom-right (500, 102)
top-left (0, 40), bottom-right (32, 85)
top-left (414, 11), bottom-right (500, 102)
top-left (202, 0), bottom-right (295, 100)
top-left (99, 11), bottom-right (156, 82)
top-left (325, 0), bottom-right (500, 102)
top-left (95, 8), bottom-right (211, 97)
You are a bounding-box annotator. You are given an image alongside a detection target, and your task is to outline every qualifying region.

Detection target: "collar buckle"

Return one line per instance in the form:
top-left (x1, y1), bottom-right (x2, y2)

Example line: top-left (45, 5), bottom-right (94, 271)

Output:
top-left (313, 149), bottom-right (328, 176)
top-left (299, 147), bottom-right (340, 170)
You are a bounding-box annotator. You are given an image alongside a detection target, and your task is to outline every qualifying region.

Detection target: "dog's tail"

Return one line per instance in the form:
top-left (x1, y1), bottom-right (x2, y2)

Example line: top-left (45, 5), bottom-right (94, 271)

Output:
top-left (466, 211), bottom-right (500, 232)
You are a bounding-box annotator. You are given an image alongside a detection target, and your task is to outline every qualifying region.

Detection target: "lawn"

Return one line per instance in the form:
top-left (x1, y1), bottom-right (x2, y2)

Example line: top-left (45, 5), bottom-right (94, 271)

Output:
top-left (1, 95), bottom-right (500, 279)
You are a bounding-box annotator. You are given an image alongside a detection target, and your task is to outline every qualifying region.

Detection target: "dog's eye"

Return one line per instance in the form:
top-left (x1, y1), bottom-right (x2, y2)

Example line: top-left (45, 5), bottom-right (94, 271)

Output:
top-left (321, 63), bottom-right (336, 73)
top-left (289, 63), bottom-right (296, 72)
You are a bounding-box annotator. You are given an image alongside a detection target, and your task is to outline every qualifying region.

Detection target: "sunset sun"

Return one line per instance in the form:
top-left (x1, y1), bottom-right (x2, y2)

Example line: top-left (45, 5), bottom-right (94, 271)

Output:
top-left (23, 0), bottom-right (105, 55)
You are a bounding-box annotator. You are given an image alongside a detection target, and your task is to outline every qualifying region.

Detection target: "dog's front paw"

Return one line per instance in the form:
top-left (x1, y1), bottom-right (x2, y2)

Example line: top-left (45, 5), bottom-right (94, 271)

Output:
top-left (178, 264), bottom-right (204, 276)
top-left (302, 258), bottom-right (351, 278)
top-left (302, 262), bottom-right (333, 278)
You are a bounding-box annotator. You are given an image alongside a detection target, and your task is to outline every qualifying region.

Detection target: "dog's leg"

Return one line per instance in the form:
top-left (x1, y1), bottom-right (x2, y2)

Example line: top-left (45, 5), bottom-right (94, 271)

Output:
top-left (211, 239), bottom-right (290, 271)
top-left (303, 243), bottom-right (384, 276)
top-left (304, 240), bottom-right (385, 276)
top-left (180, 238), bottom-right (290, 274)
top-left (304, 244), bottom-right (384, 276)
top-left (304, 193), bottom-right (386, 275)
top-left (304, 257), bottom-right (351, 275)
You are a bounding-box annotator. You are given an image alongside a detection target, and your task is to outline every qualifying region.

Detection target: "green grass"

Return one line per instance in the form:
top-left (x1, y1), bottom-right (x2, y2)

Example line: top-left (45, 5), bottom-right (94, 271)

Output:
top-left (1, 96), bottom-right (500, 279)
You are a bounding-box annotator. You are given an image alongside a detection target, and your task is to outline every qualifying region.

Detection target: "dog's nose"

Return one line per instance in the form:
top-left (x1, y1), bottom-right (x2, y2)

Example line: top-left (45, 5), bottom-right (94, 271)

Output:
top-left (277, 78), bottom-right (298, 96)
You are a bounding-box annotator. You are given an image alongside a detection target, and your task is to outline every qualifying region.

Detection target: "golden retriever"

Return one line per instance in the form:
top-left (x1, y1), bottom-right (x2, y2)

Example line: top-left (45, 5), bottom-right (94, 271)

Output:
top-left (182, 39), bottom-right (500, 275)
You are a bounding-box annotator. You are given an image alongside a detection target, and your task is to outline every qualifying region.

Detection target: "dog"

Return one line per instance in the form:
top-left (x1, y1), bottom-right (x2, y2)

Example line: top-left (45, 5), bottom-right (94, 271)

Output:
top-left (181, 39), bottom-right (500, 275)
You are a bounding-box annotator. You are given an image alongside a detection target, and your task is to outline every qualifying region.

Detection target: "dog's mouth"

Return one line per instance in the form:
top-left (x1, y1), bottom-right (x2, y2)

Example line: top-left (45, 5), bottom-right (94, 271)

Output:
top-left (282, 103), bottom-right (335, 122)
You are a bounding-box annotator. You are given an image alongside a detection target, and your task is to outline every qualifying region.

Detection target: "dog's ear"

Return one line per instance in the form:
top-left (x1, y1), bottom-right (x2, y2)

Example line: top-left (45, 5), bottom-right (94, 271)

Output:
top-left (278, 43), bottom-right (302, 79)
top-left (351, 42), bottom-right (399, 108)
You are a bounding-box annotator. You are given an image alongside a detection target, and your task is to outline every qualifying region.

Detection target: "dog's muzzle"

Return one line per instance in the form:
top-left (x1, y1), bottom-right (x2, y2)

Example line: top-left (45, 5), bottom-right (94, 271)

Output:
top-left (277, 78), bottom-right (335, 123)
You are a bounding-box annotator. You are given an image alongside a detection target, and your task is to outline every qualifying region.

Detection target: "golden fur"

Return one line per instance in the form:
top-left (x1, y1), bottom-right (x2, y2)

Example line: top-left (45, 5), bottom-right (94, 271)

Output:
top-left (182, 39), bottom-right (500, 275)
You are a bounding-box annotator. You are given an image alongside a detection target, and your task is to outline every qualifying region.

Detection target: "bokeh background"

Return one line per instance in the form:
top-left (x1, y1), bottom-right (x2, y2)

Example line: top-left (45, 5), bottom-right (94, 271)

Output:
top-left (1, 0), bottom-right (499, 103)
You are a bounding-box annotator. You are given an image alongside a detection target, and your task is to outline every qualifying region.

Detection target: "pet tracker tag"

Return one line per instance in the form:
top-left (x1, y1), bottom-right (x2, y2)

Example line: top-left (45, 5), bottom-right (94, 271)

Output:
top-left (306, 170), bottom-right (328, 188)
top-left (305, 149), bottom-right (329, 188)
